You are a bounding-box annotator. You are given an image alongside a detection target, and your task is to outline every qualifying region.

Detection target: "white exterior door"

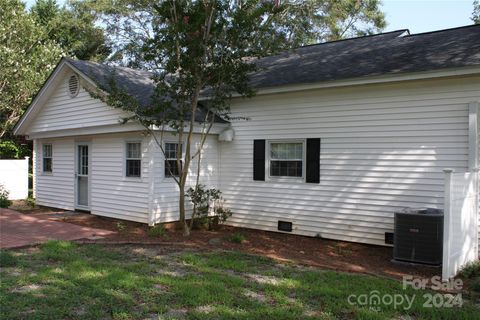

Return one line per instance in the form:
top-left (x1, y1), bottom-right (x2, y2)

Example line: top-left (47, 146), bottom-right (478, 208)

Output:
top-left (75, 143), bottom-right (90, 210)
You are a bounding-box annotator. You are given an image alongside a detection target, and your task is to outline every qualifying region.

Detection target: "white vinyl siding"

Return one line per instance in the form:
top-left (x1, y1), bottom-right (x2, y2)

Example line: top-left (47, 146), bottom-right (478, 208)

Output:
top-left (34, 134), bottom-right (150, 222)
top-left (150, 133), bottom-right (219, 224)
top-left (35, 138), bottom-right (75, 210)
top-left (91, 134), bottom-right (150, 223)
top-left (478, 109), bottom-right (480, 246)
top-left (28, 72), bottom-right (128, 134)
top-left (219, 76), bottom-right (480, 246)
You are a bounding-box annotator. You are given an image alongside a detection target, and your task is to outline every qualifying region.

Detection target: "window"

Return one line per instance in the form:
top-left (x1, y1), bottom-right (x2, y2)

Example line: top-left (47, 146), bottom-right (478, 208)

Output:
top-left (126, 142), bottom-right (141, 177)
top-left (43, 144), bottom-right (52, 173)
top-left (165, 142), bottom-right (182, 177)
top-left (269, 141), bottom-right (304, 178)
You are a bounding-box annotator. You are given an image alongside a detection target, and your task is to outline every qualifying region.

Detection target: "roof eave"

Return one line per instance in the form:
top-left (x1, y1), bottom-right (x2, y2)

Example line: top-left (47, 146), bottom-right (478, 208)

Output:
top-left (247, 65), bottom-right (480, 97)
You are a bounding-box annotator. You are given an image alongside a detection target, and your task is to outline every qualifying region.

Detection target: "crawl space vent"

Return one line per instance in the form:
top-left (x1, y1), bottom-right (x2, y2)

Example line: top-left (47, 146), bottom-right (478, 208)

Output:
top-left (278, 221), bottom-right (292, 232)
top-left (68, 74), bottom-right (80, 97)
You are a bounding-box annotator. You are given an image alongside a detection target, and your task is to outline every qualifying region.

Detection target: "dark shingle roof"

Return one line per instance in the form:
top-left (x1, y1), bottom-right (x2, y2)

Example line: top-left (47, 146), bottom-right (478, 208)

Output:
top-left (67, 58), bottom-right (154, 106)
top-left (251, 24), bottom-right (480, 88)
top-left (66, 58), bottom-right (227, 123)
top-left (67, 24), bottom-right (480, 104)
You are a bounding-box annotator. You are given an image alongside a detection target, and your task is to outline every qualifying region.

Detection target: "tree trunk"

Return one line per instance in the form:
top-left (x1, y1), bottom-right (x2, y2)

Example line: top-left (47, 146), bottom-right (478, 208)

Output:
top-left (178, 182), bottom-right (190, 236)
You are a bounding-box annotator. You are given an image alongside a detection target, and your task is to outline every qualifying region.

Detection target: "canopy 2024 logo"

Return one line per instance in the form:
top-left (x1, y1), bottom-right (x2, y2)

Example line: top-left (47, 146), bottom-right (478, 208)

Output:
top-left (347, 276), bottom-right (463, 311)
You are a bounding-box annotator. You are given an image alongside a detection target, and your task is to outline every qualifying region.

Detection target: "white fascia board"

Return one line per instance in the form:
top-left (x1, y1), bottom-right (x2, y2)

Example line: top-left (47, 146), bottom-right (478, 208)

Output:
top-left (26, 123), bottom-right (146, 139)
top-left (26, 121), bottom-right (227, 140)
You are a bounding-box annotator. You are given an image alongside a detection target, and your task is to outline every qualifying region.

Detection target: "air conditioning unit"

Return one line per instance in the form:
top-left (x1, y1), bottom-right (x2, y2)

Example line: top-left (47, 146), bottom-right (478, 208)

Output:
top-left (393, 208), bottom-right (443, 265)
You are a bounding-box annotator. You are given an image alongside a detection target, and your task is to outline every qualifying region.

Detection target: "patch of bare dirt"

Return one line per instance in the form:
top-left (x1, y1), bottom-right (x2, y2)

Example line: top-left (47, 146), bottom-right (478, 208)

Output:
top-left (9, 201), bottom-right (59, 214)
top-left (18, 208), bottom-right (439, 281)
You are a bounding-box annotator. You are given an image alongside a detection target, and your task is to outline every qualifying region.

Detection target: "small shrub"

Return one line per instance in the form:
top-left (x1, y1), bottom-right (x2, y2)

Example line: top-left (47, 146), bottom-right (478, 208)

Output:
top-left (0, 184), bottom-right (12, 208)
top-left (0, 251), bottom-right (17, 267)
top-left (115, 222), bottom-right (126, 233)
top-left (460, 261), bottom-right (480, 279)
top-left (191, 215), bottom-right (209, 230)
top-left (186, 185), bottom-right (233, 230)
top-left (147, 224), bottom-right (168, 238)
top-left (0, 139), bottom-right (29, 159)
top-left (471, 278), bottom-right (480, 293)
top-left (26, 196), bottom-right (35, 208)
top-left (229, 232), bottom-right (245, 244)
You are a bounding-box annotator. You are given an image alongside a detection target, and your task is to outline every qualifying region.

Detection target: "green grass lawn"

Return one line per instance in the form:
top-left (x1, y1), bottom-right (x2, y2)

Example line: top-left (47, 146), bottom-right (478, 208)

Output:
top-left (0, 241), bottom-right (478, 319)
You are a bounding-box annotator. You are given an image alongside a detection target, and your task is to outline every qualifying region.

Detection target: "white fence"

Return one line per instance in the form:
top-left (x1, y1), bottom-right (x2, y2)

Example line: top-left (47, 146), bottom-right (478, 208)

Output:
top-left (442, 169), bottom-right (479, 281)
top-left (0, 157), bottom-right (29, 200)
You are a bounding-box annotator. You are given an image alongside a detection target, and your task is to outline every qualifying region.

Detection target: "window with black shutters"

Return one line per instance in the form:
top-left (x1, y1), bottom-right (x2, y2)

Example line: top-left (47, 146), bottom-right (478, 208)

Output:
top-left (43, 144), bottom-right (52, 173)
top-left (126, 142), bottom-right (141, 177)
top-left (253, 138), bottom-right (320, 183)
top-left (165, 142), bottom-right (182, 177)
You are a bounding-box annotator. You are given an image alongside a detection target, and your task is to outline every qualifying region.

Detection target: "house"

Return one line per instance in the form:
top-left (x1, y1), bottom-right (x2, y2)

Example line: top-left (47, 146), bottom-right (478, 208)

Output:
top-left (14, 25), bottom-right (480, 248)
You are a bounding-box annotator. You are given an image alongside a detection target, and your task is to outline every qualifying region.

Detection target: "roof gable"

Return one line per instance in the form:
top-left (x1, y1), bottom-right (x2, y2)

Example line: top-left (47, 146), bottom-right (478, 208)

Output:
top-left (14, 60), bottom-right (129, 136)
top-left (66, 58), bottom-right (227, 123)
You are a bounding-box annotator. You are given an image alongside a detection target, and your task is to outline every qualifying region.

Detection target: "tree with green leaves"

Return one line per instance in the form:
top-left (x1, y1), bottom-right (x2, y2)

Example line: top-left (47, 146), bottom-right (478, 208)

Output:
top-left (473, 0), bottom-right (480, 24)
top-left (86, 0), bottom-right (386, 66)
top-left (280, 0), bottom-right (386, 44)
top-left (88, 0), bottom-right (386, 235)
top-left (90, 0), bottom-right (291, 235)
top-left (0, 0), bottom-right (111, 159)
top-left (0, 0), bottom-right (63, 143)
top-left (30, 0), bottom-right (111, 61)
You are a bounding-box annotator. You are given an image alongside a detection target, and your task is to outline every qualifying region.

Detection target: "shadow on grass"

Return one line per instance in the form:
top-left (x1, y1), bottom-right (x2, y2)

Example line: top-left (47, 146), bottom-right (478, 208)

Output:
top-left (0, 241), bottom-right (478, 320)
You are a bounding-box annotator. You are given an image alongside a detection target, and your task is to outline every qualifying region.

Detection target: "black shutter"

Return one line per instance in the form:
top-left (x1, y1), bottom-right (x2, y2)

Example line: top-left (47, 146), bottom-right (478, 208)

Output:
top-left (306, 138), bottom-right (320, 183)
top-left (253, 140), bottom-right (265, 181)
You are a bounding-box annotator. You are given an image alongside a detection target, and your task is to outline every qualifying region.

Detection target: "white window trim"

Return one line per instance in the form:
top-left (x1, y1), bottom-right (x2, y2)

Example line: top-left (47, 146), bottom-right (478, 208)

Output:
top-left (42, 143), bottom-right (53, 175)
top-left (266, 139), bottom-right (306, 182)
top-left (164, 141), bottom-right (184, 178)
top-left (124, 140), bottom-right (142, 179)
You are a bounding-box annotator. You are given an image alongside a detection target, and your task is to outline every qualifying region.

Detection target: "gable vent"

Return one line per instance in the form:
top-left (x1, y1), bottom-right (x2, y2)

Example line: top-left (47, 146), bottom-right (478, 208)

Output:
top-left (67, 74), bottom-right (79, 97)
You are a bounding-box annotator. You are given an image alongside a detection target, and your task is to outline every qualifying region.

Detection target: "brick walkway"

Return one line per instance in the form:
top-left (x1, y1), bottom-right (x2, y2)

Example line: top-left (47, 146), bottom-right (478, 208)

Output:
top-left (0, 208), bottom-right (114, 249)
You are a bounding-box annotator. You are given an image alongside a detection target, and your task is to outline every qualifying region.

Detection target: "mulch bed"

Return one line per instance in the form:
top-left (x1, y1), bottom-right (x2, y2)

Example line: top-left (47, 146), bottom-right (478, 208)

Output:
top-left (15, 203), bottom-right (440, 281)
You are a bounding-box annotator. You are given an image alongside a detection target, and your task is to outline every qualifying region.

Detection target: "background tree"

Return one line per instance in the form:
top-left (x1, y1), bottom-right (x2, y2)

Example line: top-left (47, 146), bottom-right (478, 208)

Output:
top-left (30, 0), bottom-right (111, 61)
top-left (86, 0), bottom-right (386, 66)
top-left (473, 0), bottom-right (480, 24)
top-left (82, 0), bottom-right (156, 67)
top-left (0, 0), bottom-right (63, 147)
top-left (0, 0), bottom-right (112, 159)
top-left (271, 0), bottom-right (386, 47)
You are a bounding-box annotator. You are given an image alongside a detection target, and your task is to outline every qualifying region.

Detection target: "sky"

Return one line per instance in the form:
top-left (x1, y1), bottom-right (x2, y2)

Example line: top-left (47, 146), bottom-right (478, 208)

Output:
top-left (23, 0), bottom-right (476, 35)
top-left (381, 0), bottom-right (475, 34)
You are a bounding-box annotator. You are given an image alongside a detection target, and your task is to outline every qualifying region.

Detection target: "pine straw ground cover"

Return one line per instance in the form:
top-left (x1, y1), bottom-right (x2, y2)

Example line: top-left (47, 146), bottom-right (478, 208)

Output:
top-left (1, 241), bottom-right (478, 320)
